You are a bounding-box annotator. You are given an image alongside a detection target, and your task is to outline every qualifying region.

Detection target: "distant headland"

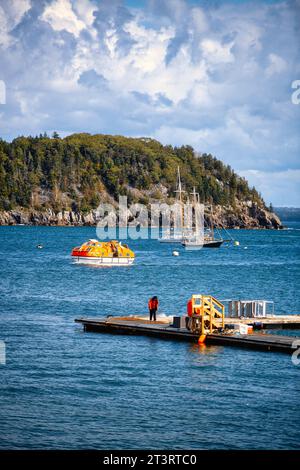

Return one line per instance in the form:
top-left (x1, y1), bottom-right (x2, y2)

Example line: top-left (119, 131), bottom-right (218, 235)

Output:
top-left (0, 133), bottom-right (282, 229)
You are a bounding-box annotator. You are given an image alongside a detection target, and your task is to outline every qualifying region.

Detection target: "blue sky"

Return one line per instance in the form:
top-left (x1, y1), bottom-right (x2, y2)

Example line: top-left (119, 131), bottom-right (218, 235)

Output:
top-left (0, 0), bottom-right (299, 205)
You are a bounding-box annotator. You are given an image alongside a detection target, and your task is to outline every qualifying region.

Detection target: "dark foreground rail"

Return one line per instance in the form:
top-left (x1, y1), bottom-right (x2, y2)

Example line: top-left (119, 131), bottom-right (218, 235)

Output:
top-left (75, 317), bottom-right (299, 354)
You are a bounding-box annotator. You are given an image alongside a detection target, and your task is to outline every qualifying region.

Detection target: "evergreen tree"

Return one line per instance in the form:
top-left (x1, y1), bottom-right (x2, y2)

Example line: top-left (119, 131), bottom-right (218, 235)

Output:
top-left (0, 133), bottom-right (267, 212)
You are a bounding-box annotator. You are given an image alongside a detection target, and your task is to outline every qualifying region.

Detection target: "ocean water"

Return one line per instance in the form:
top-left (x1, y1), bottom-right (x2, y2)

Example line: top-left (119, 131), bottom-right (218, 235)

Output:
top-left (0, 224), bottom-right (299, 449)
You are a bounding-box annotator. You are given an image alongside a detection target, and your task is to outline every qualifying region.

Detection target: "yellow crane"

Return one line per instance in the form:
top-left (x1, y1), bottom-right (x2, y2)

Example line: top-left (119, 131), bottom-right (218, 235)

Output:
top-left (187, 295), bottom-right (225, 342)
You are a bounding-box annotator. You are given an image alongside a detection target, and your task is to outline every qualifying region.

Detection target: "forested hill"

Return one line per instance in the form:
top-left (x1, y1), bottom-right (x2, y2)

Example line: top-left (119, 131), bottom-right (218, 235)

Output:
top-left (0, 133), bottom-right (263, 209)
top-left (0, 133), bottom-right (282, 228)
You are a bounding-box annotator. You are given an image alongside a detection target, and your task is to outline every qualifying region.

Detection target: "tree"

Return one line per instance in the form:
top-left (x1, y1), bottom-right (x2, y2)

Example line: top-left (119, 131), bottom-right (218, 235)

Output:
top-left (0, 133), bottom-right (267, 214)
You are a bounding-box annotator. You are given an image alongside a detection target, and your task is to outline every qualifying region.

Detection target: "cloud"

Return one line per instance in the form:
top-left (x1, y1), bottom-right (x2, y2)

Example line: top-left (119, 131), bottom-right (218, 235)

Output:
top-left (78, 69), bottom-right (108, 89)
top-left (41, 0), bottom-right (87, 37)
top-left (0, 0), bottom-right (31, 46)
top-left (201, 39), bottom-right (234, 64)
top-left (239, 169), bottom-right (300, 206)
top-left (0, 0), bottom-right (299, 205)
top-left (265, 53), bottom-right (287, 77)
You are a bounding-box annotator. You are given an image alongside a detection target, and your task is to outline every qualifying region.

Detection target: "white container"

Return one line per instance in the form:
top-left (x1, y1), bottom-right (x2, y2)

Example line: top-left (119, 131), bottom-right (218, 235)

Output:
top-left (237, 324), bottom-right (253, 334)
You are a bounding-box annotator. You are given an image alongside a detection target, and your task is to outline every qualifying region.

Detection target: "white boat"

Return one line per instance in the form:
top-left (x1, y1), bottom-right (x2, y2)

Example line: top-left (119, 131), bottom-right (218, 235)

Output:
top-left (71, 240), bottom-right (135, 266)
top-left (182, 236), bottom-right (225, 250)
top-left (73, 256), bottom-right (134, 266)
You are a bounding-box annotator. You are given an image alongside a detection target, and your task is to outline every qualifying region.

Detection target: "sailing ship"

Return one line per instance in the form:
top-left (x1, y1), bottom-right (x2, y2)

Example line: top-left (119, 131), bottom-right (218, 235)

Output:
top-left (182, 192), bottom-right (227, 250)
top-left (159, 168), bottom-right (233, 249)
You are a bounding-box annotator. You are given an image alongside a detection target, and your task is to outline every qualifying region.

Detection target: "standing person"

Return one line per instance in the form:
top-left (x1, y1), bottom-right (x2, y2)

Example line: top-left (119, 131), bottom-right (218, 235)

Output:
top-left (148, 296), bottom-right (159, 322)
top-left (186, 297), bottom-right (194, 330)
top-left (187, 298), bottom-right (193, 317)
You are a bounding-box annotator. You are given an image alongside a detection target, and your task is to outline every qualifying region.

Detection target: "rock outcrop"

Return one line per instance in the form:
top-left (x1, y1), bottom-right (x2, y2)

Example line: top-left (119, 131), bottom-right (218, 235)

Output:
top-left (207, 201), bottom-right (282, 229)
top-left (0, 201), bottom-right (283, 229)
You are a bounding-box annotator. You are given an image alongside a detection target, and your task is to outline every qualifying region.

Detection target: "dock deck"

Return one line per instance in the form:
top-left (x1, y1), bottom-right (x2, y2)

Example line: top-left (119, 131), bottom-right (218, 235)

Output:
top-left (75, 316), bottom-right (300, 354)
top-left (223, 315), bottom-right (300, 329)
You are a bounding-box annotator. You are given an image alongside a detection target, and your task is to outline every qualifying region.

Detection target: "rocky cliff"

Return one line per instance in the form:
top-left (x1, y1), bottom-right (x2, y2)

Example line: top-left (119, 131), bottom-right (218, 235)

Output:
top-left (0, 201), bottom-right (282, 229)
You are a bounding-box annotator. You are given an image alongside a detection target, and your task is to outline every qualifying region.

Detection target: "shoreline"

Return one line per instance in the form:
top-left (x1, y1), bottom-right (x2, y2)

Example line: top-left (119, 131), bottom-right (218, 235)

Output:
top-left (0, 203), bottom-right (283, 230)
top-left (0, 223), bottom-right (284, 229)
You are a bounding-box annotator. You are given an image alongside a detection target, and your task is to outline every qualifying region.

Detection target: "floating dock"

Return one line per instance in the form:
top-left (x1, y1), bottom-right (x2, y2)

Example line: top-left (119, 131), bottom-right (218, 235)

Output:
top-left (75, 316), bottom-right (300, 354)
top-left (220, 315), bottom-right (300, 329)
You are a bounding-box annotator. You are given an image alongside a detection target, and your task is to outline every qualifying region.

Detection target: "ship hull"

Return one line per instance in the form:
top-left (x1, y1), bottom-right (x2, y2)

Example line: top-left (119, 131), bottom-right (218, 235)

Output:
top-left (203, 240), bottom-right (224, 248)
top-left (182, 239), bottom-right (224, 250)
top-left (72, 256), bottom-right (134, 266)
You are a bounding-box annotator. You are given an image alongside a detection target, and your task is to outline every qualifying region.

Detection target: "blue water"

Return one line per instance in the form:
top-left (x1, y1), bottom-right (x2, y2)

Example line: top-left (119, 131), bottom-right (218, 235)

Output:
top-left (0, 224), bottom-right (300, 449)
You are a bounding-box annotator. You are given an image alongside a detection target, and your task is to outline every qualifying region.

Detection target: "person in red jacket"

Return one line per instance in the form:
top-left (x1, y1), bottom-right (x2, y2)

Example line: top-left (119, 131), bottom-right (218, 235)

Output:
top-left (148, 296), bottom-right (159, 321)
top-left (187, 298), bottom-right (193, 317)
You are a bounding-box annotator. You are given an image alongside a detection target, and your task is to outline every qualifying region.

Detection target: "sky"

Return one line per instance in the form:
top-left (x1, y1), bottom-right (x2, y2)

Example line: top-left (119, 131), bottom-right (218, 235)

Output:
top-left (0, 0), bottom-right (299, 206)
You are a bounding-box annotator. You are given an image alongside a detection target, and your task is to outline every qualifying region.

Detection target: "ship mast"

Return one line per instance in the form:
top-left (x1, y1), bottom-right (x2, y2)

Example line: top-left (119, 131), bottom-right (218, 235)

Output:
top-left (191, 187), bottom-right (199, 205)
top-left (174, 166), bottom-right (185, 233)
top-left (175, 166), bottom-right (185, 203)
top-left (190, 187), bottom-right (200, 236)
top-left (210, 200), bottom-right (214, 239)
